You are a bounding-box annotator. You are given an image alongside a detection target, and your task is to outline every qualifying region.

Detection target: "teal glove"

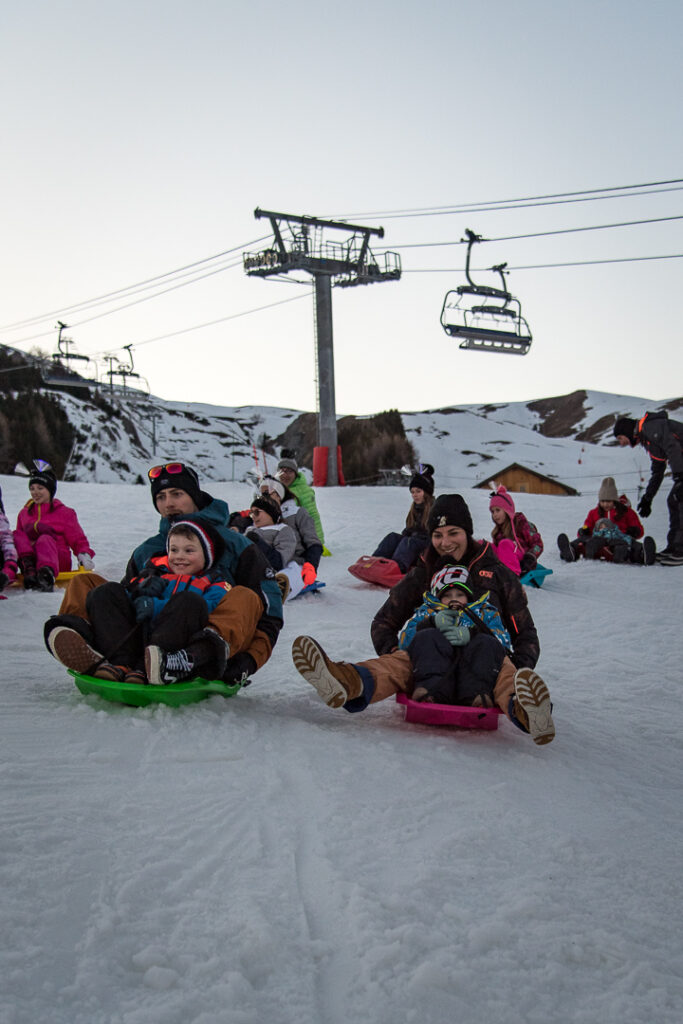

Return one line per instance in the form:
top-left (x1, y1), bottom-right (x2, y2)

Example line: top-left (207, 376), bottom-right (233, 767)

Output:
top-left (433, 610), bottom-right (470, 646)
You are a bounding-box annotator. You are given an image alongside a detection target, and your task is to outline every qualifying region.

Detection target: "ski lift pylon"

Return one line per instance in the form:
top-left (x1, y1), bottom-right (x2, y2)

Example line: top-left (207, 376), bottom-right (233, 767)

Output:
top-left (440, 229), bottom-right (532, 355)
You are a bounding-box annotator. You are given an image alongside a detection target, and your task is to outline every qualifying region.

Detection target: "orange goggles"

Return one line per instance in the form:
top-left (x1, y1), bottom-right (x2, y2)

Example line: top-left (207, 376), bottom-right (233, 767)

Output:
top-left (148, 463), bottom-right (186, 480)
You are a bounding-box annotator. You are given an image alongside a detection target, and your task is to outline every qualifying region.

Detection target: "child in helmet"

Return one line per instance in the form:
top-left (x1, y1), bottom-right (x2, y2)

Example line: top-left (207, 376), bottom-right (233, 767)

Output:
top-left (398, 563), bottom-right (512, 705)
top-left (13, 460), bottom-right (95, 591)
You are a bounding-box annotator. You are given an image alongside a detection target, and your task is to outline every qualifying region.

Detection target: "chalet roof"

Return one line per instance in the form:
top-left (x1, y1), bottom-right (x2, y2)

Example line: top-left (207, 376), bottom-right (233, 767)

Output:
top-left (473, 462), bottom-right (579, 496)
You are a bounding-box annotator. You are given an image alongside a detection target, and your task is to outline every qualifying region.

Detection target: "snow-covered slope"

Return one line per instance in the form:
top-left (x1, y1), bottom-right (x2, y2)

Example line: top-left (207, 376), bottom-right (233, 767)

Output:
top-left (44, 384), bottom-right (679, 496)
top-left (1, 473), bottom-right (682, 1024)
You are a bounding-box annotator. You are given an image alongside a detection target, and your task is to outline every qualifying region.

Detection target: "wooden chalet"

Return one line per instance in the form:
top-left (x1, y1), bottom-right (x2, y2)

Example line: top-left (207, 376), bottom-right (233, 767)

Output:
top-left (474, 463), bottom-right (578, 497)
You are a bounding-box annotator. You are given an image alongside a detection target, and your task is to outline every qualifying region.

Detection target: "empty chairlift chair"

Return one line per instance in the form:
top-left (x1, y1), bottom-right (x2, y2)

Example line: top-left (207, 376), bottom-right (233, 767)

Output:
top-left (440, 229), bottom-right (532, 355)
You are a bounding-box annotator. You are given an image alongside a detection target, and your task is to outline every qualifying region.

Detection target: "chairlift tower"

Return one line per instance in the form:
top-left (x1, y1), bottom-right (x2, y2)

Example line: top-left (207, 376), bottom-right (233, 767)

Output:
top-left (244, 208), bottom-right (401, 485)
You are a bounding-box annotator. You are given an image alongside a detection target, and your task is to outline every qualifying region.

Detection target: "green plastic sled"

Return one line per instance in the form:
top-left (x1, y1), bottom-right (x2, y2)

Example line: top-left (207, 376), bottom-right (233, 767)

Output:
top-left (69, 670), bottom-right (242, 708)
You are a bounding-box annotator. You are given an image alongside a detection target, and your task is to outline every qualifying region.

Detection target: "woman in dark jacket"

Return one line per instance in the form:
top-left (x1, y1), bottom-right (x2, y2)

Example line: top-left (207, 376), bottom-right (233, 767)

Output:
top-left (292, 494), bottom-right (554, 745)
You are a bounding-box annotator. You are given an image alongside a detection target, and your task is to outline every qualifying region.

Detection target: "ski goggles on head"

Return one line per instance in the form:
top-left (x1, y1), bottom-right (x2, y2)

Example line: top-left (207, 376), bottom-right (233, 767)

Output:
top-left (148, 463), bottom-right (186, 480)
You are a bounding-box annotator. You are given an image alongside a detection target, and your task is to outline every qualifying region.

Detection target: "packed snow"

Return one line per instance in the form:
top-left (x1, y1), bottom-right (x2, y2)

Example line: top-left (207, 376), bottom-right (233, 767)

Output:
top-left (1, 470), bottom-right (682, 1024)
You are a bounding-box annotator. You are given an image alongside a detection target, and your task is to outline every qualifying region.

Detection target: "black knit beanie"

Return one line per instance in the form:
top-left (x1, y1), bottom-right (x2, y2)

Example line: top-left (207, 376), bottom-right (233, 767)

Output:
top-left (409, 463), bottom-right (435, 496)
top-left (613, 417), bottom-right (637, 444)
top-left (29, 464), bottom-right (57, 499)
top-left (427, 494), bottom-right (474, 536)
top-left (250, 496), bottom-right (281, 523)
top-left (150, 464), bottom-right (203, 510)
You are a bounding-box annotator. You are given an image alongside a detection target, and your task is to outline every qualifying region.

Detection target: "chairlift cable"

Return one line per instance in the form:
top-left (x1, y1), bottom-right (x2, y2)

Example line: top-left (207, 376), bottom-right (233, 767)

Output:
top-left (390, 214), bottom-right (683, 250)
top-left (334, 178), bottom-right (683, 219)
top-left (0, 236), bottom-right (270, 332)
top-left (406, 253), bottom-right (683, 272)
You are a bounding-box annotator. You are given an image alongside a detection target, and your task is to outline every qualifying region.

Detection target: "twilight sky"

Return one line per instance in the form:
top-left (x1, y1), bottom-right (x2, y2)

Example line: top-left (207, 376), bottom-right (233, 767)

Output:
top-left (1, 0), bottom-right (682, 415)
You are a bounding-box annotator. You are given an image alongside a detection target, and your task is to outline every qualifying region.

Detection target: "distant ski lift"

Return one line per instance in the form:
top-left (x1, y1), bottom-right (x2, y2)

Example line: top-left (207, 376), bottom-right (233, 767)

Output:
top-left (440, 230), bottom-right (532, 355)
top-left (104, 345), bottom-right (150, 396)
top-left (42, 321), bottom-right (100, 387)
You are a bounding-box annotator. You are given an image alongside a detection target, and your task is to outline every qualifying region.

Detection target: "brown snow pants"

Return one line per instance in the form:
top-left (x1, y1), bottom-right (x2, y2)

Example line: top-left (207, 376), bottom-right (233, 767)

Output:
top-left (58, 573), bottom-right (271, 669)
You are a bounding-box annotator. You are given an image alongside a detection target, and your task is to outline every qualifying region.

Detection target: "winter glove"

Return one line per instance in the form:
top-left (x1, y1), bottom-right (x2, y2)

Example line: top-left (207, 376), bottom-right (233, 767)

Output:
top-left (626, 526), bottom-right (640, 538)
top-left (223, 652), bottom-right (257, 685)
top-left (133, 595), bottom-right (155, 623)
top-left (77, 553), bottom-right (94, 570)
top-left (434, 610), bottom-right (470, 647)
top-left (301, 562), bottom-right (317, 585)
top-left (136, 575), bottom-right (166, 598)
top-left (577, 527), bottom-right (591, 539)
top-left (0, 572), bottom-right (9, 592)
top-left (637, 495), bottom-right (651, 518)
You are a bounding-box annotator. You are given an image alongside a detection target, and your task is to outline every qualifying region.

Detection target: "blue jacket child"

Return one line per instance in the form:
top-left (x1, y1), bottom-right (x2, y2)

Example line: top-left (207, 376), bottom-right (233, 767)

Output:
top-left (399, 563), bottom-right (512, 705)
top-left (76, 520), bottom-right (236, 686)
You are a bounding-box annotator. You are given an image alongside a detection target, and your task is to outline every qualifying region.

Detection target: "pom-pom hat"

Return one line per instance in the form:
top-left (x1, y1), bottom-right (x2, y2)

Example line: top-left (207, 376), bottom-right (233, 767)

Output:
top-left (409, 463), bottom-right (435, 496)
top-left (29, 459), bottom-right (57, 499)
top-left (427, 494), bottom-right (474, 536)
top-left (489, 485), bottom-right (515, 517)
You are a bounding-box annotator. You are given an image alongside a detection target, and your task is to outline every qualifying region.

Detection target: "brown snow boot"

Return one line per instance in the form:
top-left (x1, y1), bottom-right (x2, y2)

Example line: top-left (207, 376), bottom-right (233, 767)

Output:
top-left (291, 636), bottom-right (363, 708)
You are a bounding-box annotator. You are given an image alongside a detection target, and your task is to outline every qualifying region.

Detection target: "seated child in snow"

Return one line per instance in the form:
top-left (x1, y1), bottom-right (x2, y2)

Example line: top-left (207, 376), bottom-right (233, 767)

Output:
top-left (244, 495), bottom-right (313, 601)
top-left (489, 485), bottom-right (543, 575)
top-left (0, 486), bottom-right (19, 592)
top-left (65, 520), bottom-right (232, 685)
top-left (398, 563), bottom-right (512, 706)
top-left (557, 476), bottom-right (653, 564)
top-left (12, 460), bottom-right (95, 592)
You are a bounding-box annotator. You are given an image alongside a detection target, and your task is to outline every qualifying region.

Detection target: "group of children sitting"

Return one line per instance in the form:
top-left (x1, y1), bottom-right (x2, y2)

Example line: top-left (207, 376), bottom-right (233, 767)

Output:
top-left (2, 455), bottom-right (658, 704)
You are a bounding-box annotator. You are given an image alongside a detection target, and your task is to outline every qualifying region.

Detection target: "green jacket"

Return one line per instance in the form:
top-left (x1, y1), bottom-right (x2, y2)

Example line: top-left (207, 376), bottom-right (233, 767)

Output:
top-left (287, 473), bottom-right (325, 546)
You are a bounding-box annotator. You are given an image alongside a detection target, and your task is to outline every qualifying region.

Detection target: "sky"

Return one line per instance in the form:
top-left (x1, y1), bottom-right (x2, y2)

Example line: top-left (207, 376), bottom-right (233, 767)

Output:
top-left (2, 473), bottom-right (682, 1023)
top-left (1, 0), bottom-right (682, 416)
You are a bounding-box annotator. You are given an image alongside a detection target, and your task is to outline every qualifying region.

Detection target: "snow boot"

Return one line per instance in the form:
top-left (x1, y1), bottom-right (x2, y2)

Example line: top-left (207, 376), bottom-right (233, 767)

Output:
top-left (145, 646), bottom-right (195, 685)
top-left (291, 636), bottom-right (363, 708)
top-left (47, 625), bottom-right (105, 675)
top-left (509, 668), bottom-right (555, 746)
top-left (36, 566), bottom-right (56, 592)
top-left (657, 549), bottom-right (683, 566)
top-left (92, 663), bottom-right (128, 682)
top-left (557, 534), bottom-right (575, 562)
top-left (275, 572), bottom-right (291, 601)
top-left (19, 555), bottom-right (38, 590)
top-left (642, 536), bottom-right (656, 565)
top-left (185, 627), bottom-right (230, 680)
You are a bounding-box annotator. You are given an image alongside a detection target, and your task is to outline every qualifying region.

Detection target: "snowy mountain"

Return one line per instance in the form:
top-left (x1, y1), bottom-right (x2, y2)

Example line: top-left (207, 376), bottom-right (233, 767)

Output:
top-left (40, 382), bottom-right (683, 496)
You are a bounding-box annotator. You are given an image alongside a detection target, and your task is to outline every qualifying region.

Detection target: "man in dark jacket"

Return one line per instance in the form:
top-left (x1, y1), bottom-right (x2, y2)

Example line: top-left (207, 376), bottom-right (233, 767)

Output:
top-left (614, 412), bottom-right (683, 565)
top-left (45, 463), bottom-right (283, 684)
top-left (292, 494), bottom-right (555, 745)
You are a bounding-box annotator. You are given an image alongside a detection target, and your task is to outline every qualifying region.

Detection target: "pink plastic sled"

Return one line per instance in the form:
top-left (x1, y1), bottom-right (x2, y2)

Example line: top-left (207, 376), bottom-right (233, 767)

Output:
top-left (396, 693), bottom-right (502, 730)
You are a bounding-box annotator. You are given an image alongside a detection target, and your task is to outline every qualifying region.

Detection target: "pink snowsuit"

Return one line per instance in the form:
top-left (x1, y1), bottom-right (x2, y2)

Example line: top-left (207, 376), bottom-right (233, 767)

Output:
top-left (489, 486), bottom-right (544, 576)
top-left (1, 507), bottom-right (19, 583)
top-left (13, 499), bottom-right (95, 575)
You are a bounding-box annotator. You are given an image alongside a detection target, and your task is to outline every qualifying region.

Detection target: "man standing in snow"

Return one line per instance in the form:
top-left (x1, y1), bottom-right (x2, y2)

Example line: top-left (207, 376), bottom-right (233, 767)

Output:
top-left (44, 462), bottom-right (283, 684)
top-left (613, 412), bottom-right (683, 566)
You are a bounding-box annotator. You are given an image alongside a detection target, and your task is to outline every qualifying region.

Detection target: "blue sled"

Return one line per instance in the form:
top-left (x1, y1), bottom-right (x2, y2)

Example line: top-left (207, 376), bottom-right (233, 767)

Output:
top-left (520, 564), bottom-right (553, 589)
top-left (292, 581), bottom-right (326, 599)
